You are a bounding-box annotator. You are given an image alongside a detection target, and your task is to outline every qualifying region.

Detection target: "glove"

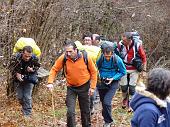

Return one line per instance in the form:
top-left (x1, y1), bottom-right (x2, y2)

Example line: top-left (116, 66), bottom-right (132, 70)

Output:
top-left (47, 84), bottom-right (54, 92)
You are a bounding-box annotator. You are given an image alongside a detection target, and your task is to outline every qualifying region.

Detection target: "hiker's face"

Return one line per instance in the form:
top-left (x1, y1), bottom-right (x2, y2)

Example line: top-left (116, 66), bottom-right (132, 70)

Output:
top-left (84, 37), bottom-right (92, 46)
top-left (65, 45), bottom-right (77, 59)
top-left (92, 35), bottom-right (100, 46)
top-left (22, 51), bottom-right (32, 61)
top-left (122, 35), bottom-right (131, 45)
top-left (104, 52), bottom-right (112, 61)
top-left (92, 39), bottom-right (100, 46)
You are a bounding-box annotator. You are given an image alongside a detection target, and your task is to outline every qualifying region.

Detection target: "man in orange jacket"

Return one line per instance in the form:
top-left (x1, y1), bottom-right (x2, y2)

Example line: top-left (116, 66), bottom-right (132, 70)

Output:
top-left (47, 40), bottom-right (97, 127)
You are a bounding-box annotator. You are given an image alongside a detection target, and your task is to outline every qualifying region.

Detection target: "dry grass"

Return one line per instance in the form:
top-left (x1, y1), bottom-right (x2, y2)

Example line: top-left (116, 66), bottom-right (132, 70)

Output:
top-left (0, 83), bottom-right (132, 127)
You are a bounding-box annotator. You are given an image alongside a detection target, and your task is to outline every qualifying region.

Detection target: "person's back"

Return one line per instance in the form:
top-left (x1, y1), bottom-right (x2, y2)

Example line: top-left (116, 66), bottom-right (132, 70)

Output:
top-left (130, 68), bottom-right (170, 127)
top-left (131, 93), bottom-right (169, 127)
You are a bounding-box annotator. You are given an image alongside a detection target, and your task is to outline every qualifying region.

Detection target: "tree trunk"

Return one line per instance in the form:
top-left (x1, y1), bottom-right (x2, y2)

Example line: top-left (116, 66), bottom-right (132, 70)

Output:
top-left (6, 0), bottom-right (15, 97)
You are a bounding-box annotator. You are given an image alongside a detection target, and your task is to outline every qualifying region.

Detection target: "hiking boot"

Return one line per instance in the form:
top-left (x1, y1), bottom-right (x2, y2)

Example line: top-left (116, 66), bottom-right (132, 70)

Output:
top-left (128, 107), bottom-right (133, 112)
top-left (122, 99), bottom-right (129, 109)
top-left (103, 122), bottom-right (112, 127)
top-left (90, 107), bottom-right (95, 115)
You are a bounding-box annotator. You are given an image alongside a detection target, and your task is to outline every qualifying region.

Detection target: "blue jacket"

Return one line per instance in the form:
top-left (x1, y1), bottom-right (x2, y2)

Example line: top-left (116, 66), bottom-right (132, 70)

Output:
top-left (96, 54), bottom-right (126, 80)
top-left (130, 87), bottom-right (170, 127)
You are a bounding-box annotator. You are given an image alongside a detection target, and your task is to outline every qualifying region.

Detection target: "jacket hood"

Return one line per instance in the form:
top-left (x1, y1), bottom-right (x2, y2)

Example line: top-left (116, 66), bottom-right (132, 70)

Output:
top-left (130, 84), bottom-right (170, 111)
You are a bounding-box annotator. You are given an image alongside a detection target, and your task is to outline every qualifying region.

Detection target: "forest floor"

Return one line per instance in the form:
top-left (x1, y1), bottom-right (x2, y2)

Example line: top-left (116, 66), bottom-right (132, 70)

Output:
top-left (0, 78), bottom-right (132, 127)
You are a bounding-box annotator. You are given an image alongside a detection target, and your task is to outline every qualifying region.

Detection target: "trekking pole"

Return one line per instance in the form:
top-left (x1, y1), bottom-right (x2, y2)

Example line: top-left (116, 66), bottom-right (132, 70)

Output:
top-left (51, 90), bottom-right (56, 126)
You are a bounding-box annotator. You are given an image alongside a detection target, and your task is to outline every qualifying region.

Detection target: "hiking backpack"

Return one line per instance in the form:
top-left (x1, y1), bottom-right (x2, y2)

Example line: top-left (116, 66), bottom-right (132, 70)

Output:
top-left (13, 37), bottom-right (41, 57)
top-left (117, 40), bottom-right (143, 72)
top-left (131, 31), bottom-right (142, 45)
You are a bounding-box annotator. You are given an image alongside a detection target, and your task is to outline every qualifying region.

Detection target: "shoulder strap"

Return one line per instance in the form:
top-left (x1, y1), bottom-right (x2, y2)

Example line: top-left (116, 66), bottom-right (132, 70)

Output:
top-left (112, 54), bottom-right (118, 70)
top-left (81, 50), bottom-right (89, 72)
top-left (97, 54), bottom-right (104, 70)
top-left (31, 54), bottom-right (37, 59)
top-left (63, 55), bottom-right (67, 65)
top-left (62, 55), bottom-right (67, 76)
top-left (16, 53), bottom-right (22, 59)
top-left (117, 43), bottom-right (124, 53)
top-left (134, 41), bottom-right (138, 55)
top-left (98, 53), bottom-right (118, 70)
top-left (81, 50), bottom-right (88, 66)
top-left (113, 54), bottom-right (117, 65)
top-left (120, 41), bottom-right (135, 61)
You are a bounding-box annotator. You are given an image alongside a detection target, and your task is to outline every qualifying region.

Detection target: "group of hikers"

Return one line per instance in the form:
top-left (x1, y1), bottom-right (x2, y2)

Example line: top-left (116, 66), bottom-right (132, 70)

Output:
top-left (9, 32), bottom-right (170, 127)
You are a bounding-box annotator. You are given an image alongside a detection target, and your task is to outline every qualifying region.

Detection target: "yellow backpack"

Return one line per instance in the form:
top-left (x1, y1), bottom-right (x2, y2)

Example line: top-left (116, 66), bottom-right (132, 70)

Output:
top-left (13, 37), bottom-right (41, 57)
top-left (74, 41), bottom-right (101, 63)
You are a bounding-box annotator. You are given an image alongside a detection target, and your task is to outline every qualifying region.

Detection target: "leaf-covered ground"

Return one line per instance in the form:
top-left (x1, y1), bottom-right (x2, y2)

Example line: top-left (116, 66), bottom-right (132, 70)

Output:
top-left (0, 81), bottom-right (132, 127)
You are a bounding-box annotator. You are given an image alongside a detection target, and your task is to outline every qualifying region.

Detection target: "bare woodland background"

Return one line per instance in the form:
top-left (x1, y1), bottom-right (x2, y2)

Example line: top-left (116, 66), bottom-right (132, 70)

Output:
top-left (0, 0), bottom-right (170, 70)
top-left (0, 0), bottom-right (170, 126)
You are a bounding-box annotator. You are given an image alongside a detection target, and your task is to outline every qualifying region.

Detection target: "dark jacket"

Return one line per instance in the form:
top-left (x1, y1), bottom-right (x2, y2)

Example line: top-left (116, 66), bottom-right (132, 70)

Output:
top-left (9, 53), bottom-right (40, 83)
top-left (130, 86), bottom-right (170, 127)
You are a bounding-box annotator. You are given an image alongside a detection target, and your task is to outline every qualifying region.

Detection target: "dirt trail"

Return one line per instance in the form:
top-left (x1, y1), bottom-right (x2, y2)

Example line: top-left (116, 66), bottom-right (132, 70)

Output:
top-left (0, 84), bottom-right (131, 127)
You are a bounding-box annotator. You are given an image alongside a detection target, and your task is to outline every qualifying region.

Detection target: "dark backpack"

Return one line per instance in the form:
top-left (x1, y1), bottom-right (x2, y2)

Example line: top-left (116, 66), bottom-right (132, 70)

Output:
top-left (131, 42), bottom-right (143, 72)
top-left (62, 50), bottom-right (89, 76)
top-left (10, 53), bottom-right (39, 84)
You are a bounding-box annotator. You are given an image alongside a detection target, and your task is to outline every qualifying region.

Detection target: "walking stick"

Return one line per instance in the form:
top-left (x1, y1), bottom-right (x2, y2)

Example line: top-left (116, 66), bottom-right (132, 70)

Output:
top-left (51, 90), bottom-right (56, 126)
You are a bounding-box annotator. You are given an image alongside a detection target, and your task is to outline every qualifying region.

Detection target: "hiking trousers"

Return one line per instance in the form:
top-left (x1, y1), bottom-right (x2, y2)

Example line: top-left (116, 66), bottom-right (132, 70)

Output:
top-left (66, 81), bottom-right (91, 127)
top-left (16, 82), bottom-right (34, 116)
top-left (120, 70), bottom-right (139, 99)
top-left (98, 80), bottom-right (119, 124)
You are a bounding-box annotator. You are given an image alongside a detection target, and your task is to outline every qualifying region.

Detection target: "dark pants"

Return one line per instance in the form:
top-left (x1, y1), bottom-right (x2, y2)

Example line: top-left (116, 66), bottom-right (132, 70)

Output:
top-left (16, 81), bottom-right (34, 116)
top-left (98, 81), bottom-right (118, 123)
top-left (66, 81), bottom-right (91, 127)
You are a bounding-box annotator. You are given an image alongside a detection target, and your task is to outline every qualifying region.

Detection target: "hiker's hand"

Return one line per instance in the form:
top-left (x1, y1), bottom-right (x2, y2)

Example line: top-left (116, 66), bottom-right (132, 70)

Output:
top-left (27, 66), bottom-right (34, 72)
top-left (16, 73), bottom-right (23, 82)
top-left (105, 78), bottom-right (113, 85)
top-left (89, 88), bottom-right (95, 96)
top-left (47, 84), bottom-right (54, 92)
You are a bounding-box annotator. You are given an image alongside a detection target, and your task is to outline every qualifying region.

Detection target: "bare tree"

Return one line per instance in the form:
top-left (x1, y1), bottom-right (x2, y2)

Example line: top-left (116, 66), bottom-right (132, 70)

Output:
top-left (0, 0), bottom-right (170, 96)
